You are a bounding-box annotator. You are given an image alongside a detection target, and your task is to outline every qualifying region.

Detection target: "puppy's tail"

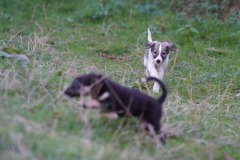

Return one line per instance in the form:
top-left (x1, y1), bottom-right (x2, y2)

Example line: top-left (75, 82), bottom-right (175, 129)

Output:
top-left (147, 77), bottom-right (167, 104)
top-left (147, 28), bottom-right (152, 42)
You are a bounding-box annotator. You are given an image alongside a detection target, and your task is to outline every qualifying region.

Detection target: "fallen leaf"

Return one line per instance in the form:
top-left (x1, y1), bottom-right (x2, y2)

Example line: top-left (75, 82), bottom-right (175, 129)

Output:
top-left (2, 47), bottom-right (22, 54)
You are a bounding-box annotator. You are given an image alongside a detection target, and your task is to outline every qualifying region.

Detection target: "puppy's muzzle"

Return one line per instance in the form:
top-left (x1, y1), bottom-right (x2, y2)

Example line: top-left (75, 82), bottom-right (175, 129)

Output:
top-left (64, 86), bottom-right (91, 97)
top-left (156, 59), bottom-right (161, 64)
top-left (64, 87), bottom-right (80, 97)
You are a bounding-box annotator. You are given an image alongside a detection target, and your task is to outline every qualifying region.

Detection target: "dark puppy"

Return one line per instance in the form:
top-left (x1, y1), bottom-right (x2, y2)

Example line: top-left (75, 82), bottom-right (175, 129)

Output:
top-left (64, 73), bottom-right (167, 143)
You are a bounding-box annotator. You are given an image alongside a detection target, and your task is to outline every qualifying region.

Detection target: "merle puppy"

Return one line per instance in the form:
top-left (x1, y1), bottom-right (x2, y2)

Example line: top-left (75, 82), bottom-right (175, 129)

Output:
top-left (64, 73), bottom-right (167, 143)
top-left (144, 29), bottom-right (176, 93)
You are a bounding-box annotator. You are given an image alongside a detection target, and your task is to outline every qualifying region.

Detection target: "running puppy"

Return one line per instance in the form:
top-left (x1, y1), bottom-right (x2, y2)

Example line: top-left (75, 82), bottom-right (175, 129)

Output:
top-left (144, 29), bottom-right (176, 93)
top-left (64, 73), bottom-right (167, 143)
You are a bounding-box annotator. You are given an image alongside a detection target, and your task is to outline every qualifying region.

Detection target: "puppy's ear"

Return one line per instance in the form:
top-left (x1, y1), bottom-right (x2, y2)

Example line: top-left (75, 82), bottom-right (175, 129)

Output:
top-left (147, 29), bottom-right (153, 42)
top-left (166, 43), bottom-right (176, 52)
top-left (146, 42), bottom-right (155, 50)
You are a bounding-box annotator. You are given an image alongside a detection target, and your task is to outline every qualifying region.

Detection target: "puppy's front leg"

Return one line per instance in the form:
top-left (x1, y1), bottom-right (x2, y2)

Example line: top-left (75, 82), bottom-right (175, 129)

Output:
top-left (153, 82), bottom-right (160, 93)
top-left (147, 64), bottom-right (158, 78)
top-left (100, 112), bottom-right (118, 119)
top-left (147, 63), bottom-right (160, 93)
top-left (145, 69), bottom-right (150, 77)
top-left (83, 99), bottom-right (100, 109)
top-left (158, 68), bottom-right (164, 81)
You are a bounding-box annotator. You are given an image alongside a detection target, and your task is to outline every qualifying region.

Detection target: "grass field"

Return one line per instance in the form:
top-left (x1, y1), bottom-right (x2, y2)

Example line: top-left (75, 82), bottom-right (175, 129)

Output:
top-left (0, 0), bottom-right (240, 159)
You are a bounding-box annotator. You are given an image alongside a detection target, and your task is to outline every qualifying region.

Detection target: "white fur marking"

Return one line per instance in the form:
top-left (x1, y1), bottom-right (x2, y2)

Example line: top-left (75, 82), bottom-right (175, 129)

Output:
top-left (159, 43), bottom-right (162, 55)
top-left (147, 49), bottom-right (159, 78)
top-left (155, 44), bottom-right (163, 64)
top-left (98, 92), bottom-right (110, 101)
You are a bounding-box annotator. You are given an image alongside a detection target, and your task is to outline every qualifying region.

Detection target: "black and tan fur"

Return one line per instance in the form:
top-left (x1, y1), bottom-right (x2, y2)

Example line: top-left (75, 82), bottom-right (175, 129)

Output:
top-left (64, 73), bottom-right (167, 143)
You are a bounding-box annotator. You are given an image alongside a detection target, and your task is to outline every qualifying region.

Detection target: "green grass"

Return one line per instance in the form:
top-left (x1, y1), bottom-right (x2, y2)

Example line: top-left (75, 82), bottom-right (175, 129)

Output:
top-left (0, 0), bottom-right (240, 159)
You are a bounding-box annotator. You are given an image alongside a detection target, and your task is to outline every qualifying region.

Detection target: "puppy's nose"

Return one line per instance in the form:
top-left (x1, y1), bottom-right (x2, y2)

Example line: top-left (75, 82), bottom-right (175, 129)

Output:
top-left (156, 59), bottom-right (161, 63)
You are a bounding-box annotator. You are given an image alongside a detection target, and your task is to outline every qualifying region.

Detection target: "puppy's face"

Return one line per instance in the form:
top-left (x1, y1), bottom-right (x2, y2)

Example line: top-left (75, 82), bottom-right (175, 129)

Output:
top-left (64, 73), bottom-right (102, 97)
top-left (147, 42), bottom-right (176, 65)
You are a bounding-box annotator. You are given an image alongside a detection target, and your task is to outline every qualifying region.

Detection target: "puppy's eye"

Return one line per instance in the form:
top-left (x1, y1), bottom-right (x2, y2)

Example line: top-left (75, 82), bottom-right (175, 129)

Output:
top-left (153, 51), bottom-right (157, 54)
top-left (162, 52), bottom-right (166, 56)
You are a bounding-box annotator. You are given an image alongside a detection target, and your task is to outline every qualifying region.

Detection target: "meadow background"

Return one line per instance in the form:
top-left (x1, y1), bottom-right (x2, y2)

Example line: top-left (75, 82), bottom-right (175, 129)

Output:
top-left (0, 0), bottom-right (239, 159)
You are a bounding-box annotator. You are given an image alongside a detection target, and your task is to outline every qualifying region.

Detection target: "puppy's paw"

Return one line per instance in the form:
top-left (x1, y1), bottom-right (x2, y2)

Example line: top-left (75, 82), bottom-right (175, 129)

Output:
top-left (153, 87), bottom-right (159, 93)
top-left (153, 83), bottom-right (160, 93)
top-left (153, 88), bottom-right (159, 93)
top-left (101, 112), bottom-right (118, 119)
top-left (84, 99), bottom-right (100, 109)
top-left (159, 133), bottom-right (167, 145)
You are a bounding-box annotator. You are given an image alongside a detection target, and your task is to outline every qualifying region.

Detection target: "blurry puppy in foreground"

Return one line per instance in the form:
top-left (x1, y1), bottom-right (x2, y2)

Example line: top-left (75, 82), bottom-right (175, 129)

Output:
top-left (64, 73), bottom-right (167, 144)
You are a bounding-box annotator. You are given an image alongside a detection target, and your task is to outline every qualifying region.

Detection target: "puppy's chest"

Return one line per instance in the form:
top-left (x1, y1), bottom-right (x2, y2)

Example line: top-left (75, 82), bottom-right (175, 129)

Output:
top-left (155, 61), bottom-right (166, 68)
